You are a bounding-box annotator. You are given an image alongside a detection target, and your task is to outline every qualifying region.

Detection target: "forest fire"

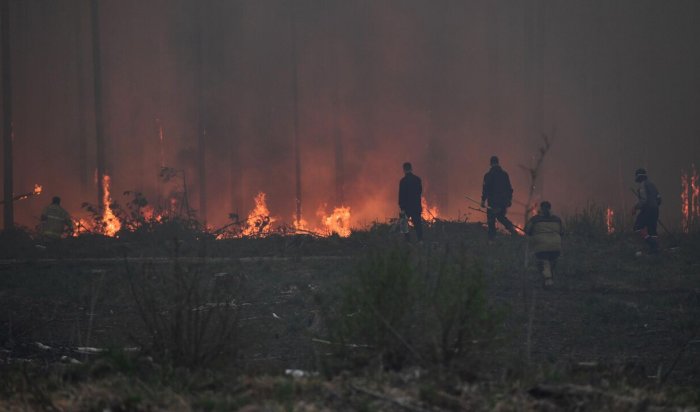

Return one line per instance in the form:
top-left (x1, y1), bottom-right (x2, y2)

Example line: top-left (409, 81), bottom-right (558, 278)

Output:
top-left (681, 164), bottom-right (699, 233)
top-left (319, 206), bottom-right (352, 237)
top-left (101, 175), bottom-right (121, 237)
top-left (606, 207), bottom-right (614, 234)
top-left (242, 192), bottom-right (275, 237)
top-left (421, 196), bottom-right (439, 223)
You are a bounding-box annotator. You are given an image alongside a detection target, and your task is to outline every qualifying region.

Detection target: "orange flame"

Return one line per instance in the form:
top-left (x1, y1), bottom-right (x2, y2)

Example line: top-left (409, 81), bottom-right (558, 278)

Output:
top-left (319, 206), bottom-right (352, 237)
top-left (102, 175), bottom-right (121, 237)
top-left (605, 207), bottom-right (614, 234)
top-left (33, 184), bottom-right (42, 195)
top-left (421, 196), bottom-right (439, 223)
top-left (242, 192), bottom-right (275, 236)
top-left (141, 205), bottom-right (163, 223)
top-left (292, 216), bottom-right (310, 232)
top-left (681, 164), bottom-right (700, 233)
top-left (72, 217), bottom-right (93, 237)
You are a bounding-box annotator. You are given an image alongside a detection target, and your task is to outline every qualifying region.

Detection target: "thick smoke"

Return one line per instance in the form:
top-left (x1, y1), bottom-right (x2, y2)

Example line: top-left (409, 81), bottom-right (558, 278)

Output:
top-left (3, 0), bottom-right (700, 230)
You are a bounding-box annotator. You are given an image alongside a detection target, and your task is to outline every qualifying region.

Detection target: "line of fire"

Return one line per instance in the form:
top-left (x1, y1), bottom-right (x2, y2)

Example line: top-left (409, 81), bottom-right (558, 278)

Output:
top-left (1, 1), bottom-right (699, 239)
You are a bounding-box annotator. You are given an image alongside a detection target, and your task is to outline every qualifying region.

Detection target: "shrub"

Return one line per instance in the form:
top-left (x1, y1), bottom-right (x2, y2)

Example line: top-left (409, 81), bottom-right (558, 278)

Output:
top-left (322, 242), bottom-right (502, 373)
top-left (126, 259), bottom-right (244, 370)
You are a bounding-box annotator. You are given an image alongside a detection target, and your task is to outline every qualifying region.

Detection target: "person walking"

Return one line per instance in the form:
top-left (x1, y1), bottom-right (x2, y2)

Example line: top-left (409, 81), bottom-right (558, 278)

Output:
top-left (481, 156), bottom-right (518, 240)
top-left (399, 162), bottom-right (423, 242)
top-left (633, 168), bottom-right (661, 254)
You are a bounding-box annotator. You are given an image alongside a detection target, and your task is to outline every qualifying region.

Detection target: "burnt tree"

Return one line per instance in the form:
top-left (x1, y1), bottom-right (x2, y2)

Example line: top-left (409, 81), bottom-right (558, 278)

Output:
top-left (90, 0), bottom-right (105, 210)
top-left (290, 2), bottom-right (302, 225)
top-left (2, 0), bottom-right (12, 231)
top-left (74, 0), bottom-right (89, 194)
top-left (195, 0), bottom-right (208, 224)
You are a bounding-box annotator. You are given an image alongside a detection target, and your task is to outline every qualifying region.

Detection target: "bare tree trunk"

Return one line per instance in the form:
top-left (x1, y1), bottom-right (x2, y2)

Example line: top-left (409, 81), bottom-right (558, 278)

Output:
top-left (290, 3), bottom-right (302, 225)
top-left (90, 0), bottom-right (105, 210)
top-left (426, 2), bottom-right (451, 214)
top-left (2, 0), bottom-right (13, 231)
top-left (196, 0), bottom-right (207, 224)
top-left (327, 5), bottom-right (344, 206)
top-left (74, 0), bottom-right (88, 194)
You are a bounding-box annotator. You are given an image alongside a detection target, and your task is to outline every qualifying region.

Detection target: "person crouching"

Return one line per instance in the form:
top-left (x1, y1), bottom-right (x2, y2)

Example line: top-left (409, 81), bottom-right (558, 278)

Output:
top-left (525, 201), bottom-right (564, 287)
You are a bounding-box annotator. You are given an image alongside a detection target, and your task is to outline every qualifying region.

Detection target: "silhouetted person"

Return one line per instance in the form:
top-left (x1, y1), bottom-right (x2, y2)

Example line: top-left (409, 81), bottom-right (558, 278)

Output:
top-left (525, 201), bottom-right (564, 288)
top-left (40, 196), bottom-right (72, 239)
top-left (481, 156), bottom-right (518, 240)
top-left (633, 168), bottom-right (661, 254)
top-left (399, 162), bottom-right (423, 242)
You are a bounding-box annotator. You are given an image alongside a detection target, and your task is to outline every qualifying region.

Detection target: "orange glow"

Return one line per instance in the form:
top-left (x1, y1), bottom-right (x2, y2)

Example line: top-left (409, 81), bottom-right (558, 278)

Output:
top-left (101, 175), bottom-right (122, 237)
top-left (141, 205), bottom-right (163, 222)
top-left (318, 205), bottom-right (352, 237)
top-left (242, 192), bottom-right (276, 236)
top-left (72, 218), bottom-right (93, 237)
top-left (605, 207), bottom-right (614, 234)
top-left (292, 216), bottom-right (310, 232)
top-left (421, 196), bottom-right (439, 223)
top-left (33, 184), bottom-right (42, 195)
top-left (681, 164), bottom-right (700, 233)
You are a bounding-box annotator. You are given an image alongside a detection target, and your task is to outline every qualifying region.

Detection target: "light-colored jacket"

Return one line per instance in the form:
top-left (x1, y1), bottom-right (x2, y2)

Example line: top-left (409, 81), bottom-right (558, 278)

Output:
top-left (41, 204), bottom-right (71, 238)
top-left (525, 213), bottom-right (563, 253)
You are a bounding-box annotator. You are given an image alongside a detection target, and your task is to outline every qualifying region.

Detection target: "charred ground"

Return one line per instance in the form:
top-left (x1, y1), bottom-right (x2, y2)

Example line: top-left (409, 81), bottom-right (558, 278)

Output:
top-left (0, 219), bottom-right (699, 410)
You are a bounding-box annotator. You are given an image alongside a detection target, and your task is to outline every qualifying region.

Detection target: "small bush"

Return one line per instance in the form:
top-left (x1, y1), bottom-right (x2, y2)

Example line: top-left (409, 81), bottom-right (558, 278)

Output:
top-left (126, 259), bottom-right (244, 370)
top-left (322, 243), bottom-right (503, 373)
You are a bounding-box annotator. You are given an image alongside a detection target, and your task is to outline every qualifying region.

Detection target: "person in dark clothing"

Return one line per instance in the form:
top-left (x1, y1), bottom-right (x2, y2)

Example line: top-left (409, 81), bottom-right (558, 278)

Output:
top-left (399, 162), bottom-right (423, 242)
top-left (481, 156), bottom-right (518, 239)
top-left (633, 168), bottom-right (661, 254)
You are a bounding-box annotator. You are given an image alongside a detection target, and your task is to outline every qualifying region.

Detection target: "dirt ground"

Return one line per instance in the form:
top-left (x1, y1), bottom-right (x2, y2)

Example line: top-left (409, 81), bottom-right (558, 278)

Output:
top-left (1, 222), bottom-right (699, 409)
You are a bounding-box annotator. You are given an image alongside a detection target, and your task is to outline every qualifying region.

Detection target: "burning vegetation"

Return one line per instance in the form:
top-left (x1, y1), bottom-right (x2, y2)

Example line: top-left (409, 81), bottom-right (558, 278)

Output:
top-left (681, 164), bottom-right (699, 233)
top-left (605, 207), bottom-right (614, 234)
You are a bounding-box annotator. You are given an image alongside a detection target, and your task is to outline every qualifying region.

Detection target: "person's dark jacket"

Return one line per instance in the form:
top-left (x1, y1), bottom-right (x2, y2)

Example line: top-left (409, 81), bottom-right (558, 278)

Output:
top-left (635, 179), bottom-right (661, 210)
top-left (482, 165), bottom-right (513, 208)
top-left (399, 173), bottom-right (422, 213)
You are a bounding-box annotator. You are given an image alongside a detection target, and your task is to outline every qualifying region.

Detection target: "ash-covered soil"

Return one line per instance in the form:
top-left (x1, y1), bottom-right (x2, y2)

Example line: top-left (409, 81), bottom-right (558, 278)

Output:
top-left (1, 222), bottom-right (699, 410)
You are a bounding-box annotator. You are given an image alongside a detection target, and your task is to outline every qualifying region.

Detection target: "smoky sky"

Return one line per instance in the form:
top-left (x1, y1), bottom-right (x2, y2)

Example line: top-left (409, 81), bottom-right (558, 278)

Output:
top-left (2, 0), bottom-right (700, 229)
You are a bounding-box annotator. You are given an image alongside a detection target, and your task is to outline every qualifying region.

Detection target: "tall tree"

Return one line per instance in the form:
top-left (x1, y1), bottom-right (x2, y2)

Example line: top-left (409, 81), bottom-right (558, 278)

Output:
top-left (325, 2), bottom-right (344, 206)
top-left (290, 2), bottom-right (302, 225)
top-left (74, 0), bottom-right (89, 194)
top-left (90, 0), bottom-right (105, 209)
top-left (196, 0), bottom-right (207, 223)
top-left (2, 0), bottom-right (13, 231)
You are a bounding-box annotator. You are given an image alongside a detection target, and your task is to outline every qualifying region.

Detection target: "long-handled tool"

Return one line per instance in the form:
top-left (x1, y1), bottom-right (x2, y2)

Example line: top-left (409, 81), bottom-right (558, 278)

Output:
top-left (630, 187), bottom-right (679, 246)
top-left (466, 203), bottom-right (525, 233)
top-left (628, 187), bottom-right (672, 235)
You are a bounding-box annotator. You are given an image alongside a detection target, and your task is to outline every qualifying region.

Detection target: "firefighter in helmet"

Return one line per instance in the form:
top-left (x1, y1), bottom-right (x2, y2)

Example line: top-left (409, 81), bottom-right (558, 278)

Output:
top-left (525, 201), bottom-right (564, 287)
top-left (633, 168), bottom-right (661, 254)
top-left (40, 196), bottom-right (72, 239)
